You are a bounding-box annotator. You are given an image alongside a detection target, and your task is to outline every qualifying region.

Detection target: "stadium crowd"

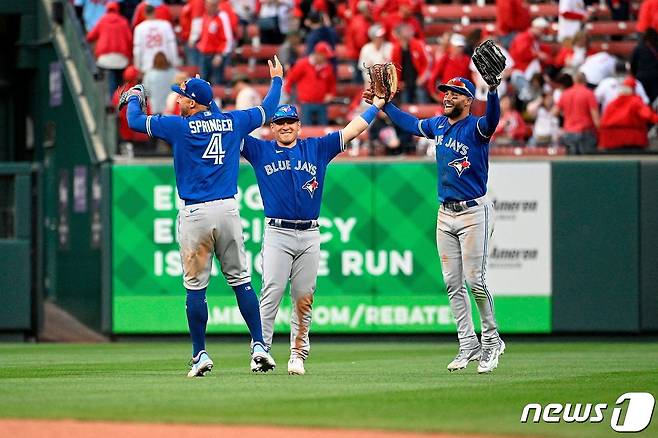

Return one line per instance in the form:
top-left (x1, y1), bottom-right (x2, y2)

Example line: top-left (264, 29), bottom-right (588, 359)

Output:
top-left (75, 0), bottom-right (658, 156)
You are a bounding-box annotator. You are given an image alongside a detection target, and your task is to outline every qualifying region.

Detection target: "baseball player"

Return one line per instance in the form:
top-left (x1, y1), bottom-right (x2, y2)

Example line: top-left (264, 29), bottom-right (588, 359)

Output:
top-left (379, 77), bottom-right (504, 373)
top-left (123, 56), bottom-right (284, 377)
top-left (241, 99), bottom-right (386, 375)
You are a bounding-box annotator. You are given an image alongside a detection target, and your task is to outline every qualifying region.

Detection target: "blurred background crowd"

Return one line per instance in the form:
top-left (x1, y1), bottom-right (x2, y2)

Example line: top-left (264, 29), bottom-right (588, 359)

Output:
top-left (74, 0), bottom-right (658, 157)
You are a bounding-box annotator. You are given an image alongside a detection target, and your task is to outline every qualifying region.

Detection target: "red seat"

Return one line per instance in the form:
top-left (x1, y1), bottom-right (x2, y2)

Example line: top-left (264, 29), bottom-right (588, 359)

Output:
top-left (528, 4), bottom-right (559, 18)
top-left (334, 44), bottom-right (349, 60)
top-left (225, 64), bottom-right (270, 81)
top-left (336, 83), bottom-right (364, 99)
top-left (179, 65), bottom-right (199, 77)
top-left (490, 146), bottom-right (567, 156)
top-left (327, 104), bottom-right (349, 122)
top-left (423, 4), bottom-right (497, 20)
top-left (238, 44), bottom-right (279, 60)
top-left (585, 21), bottom-right (636, 36)
top-left (401, 104), bottom-right (442, 119)
top-left (337, 64), bottom-right (355, 81)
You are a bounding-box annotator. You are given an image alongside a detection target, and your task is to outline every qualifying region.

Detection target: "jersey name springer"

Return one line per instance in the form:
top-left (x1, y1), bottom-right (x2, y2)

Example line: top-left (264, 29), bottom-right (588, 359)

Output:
top-left (264, 160), bottom-right (317, 176)
top-left (188, 118), bottom-right (234, 134)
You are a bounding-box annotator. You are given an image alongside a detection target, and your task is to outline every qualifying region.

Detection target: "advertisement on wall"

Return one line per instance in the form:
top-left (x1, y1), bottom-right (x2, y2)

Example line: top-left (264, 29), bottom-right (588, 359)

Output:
top-left (487, 162), bottom-right (552, 296)
top-left (112, 162), bottom-right (551, 334)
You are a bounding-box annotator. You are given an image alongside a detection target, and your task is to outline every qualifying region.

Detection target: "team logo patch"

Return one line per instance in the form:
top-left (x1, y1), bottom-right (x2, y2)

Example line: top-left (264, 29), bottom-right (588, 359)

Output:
top-left (302, 177), bottom-right (319, 198)
top-left (448, 157), bottom-right (471, 176)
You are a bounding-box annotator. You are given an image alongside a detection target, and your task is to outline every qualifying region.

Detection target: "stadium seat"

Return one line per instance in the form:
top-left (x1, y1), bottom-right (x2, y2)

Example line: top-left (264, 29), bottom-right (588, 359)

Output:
top-left (528, 3), bottom-right (559, 18)
top-left (585, 21), bottom-right (635, 36)
top-left (225, 64), bottom-right (270, 81)
top-left (423, 5), bottom-right (497, 21)
top-left (237, 44), bottom-right (279, 60)
top-left (490, 146), bottom-right (567, 156)
top-left (401, 104), bottom-right (443, 119)
top-left (336, 83), bottom-right (363, 100)
top-left (337, 64), bottom-right (355, 81)
top-left (328, 104), bottom-right (349, 122)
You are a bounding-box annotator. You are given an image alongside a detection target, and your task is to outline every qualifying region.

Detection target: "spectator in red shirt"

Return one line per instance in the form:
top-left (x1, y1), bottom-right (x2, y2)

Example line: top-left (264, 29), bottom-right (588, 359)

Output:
top-left (197, 0), bottom-right (231, 85)
top-left (391, 24), bottom-right (429, 103)
top-left (86, 2), bottom-right (132, 100)
top-left (182, 0), bottom-right (205, 67)
top-left (492, 95), bottom-right (527, 146)
top-left (496, 0), bottom-right (532, 48)
top-left (132, 0), bottom-right (173, 28)
top-left (344, 1), bottom-right (373, 83)
top-left (381, 0), bottom-right (424, 41)
top-left (553, 72), bottom-right (600, 154)
top-left (284, 42), bottom-right (337, 125)
top-left (510, 18), bottom-right (552, 75)
top-left (599, 76), bottom-right (658, 153)
top-left (637, 0), bottom-right (658, 33)
top-left (427, 33), bottom-right (471, 103)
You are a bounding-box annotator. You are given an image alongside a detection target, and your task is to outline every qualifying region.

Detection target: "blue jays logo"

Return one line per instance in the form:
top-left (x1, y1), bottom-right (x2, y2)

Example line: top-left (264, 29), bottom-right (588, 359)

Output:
top-left (448, 157), bottom-right (471, 176)
top-left (302, 177), bottom-right (319, 198)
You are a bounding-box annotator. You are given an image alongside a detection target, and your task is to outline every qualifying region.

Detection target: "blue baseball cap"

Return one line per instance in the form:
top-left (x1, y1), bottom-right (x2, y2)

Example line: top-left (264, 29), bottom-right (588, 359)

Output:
top-left (270, 104), bottom-right (300, 123)
top-left (171, 77), bottom-right (213, 106)
top-left (437, 77), bottom-right (476, 98)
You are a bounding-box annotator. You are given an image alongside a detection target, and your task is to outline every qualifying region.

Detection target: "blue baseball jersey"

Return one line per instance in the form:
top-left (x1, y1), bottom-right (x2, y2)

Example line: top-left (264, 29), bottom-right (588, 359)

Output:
top-left (240, 131), bottom-right (345, 220)
top-left (143, 104), bottom-right (266, 204)
top-left (418, 115), bottom-right (491, 203)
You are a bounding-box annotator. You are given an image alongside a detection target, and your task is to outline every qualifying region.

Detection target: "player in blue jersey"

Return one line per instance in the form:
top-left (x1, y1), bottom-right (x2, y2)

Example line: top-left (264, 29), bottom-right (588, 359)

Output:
top-left (379, 77), bottom-right (504, 373)
top-left (241, 99), bottom-right (386, 375)
top-left (124, 56), bottom-right (284, 377)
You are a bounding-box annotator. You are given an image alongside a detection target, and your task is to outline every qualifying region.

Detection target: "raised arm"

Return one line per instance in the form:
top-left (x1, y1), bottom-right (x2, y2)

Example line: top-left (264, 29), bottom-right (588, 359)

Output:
top-left (476, 89), bottom-right (501, 138)
top-left (341, 97), bottom-right (386, 144)
top-left (382, 102), bottom-right (424, 137)
top-left (261, 55), bottom-right (284, 120)
top-left (126, 98), bottom-right (148, 133)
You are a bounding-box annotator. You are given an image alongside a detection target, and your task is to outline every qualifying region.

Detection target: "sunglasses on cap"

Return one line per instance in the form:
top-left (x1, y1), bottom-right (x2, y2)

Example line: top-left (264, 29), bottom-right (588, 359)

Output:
top-left (272, 118), bottom-right (299, 125)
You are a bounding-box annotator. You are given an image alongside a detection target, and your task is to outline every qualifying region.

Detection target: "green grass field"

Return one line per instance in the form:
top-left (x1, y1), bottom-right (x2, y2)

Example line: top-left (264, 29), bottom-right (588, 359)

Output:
top-left (0, 341), bottom-right (656, 437)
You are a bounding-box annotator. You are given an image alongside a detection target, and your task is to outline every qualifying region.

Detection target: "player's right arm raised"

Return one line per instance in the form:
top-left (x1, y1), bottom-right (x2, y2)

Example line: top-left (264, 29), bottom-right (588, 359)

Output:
top-left (341, 96), bottom-right (386, 144)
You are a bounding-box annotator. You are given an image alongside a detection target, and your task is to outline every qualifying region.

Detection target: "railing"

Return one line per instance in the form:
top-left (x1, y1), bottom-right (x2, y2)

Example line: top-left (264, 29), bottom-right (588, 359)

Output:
top-left (46, 0), bottom-right (116, 160)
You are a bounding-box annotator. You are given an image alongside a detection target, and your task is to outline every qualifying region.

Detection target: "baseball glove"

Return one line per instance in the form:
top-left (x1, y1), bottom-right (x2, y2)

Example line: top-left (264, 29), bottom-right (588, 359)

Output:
top-left (365, 63), bottom-right (398, 102)
top-left (471, 39), bottom-right (506, 88)
top-left (118, 84), bottom-right (148, 112)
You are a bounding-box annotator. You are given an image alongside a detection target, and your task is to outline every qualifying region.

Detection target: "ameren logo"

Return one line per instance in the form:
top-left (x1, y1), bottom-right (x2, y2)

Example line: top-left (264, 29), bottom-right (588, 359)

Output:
top-left (521, 392), bottom-right (655, 433)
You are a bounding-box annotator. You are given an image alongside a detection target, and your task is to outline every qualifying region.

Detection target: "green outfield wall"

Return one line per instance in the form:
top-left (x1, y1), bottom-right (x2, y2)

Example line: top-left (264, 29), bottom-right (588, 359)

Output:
top-left (111, 162), bottom-right (552, 334)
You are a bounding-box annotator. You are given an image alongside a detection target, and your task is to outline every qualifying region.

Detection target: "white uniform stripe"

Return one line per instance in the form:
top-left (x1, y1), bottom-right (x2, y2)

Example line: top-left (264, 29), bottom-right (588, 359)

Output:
top-left (482, 205), bottom-right (495, 311)
top-left (257, 106), bottom-right (266, 126)
top-left (146, 115), bottom-right (153, 137)
top-left (476, 118), bottom-right (490, 138)
top-left (418, 120), bottom-right (430, 139)
top-left (339, 130), bottom-right (345, 151)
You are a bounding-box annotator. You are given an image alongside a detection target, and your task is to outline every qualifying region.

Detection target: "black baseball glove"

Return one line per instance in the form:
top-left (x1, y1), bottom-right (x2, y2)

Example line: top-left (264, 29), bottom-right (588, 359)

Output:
top-left (472, 39), bottom-right (507, 88)
top-left (118, 84), bottom-right (148, 112)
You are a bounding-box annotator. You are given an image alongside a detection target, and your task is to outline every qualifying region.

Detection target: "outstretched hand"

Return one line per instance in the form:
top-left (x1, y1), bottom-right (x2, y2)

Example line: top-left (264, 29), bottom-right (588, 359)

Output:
top-left (362, 90), bottom-right (374, 105)
top-left (268, 55), bottom-right (283, 79)
top-left (372, 96), bottom-right (386, 109)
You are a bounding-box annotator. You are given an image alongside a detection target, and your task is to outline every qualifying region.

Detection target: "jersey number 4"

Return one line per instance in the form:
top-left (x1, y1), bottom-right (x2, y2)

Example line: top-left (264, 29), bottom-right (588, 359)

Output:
top-left (202, 133), bottom-right (226, 165)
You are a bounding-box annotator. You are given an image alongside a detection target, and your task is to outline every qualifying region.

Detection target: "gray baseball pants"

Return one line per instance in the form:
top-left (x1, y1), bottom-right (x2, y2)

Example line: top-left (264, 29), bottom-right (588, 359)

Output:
top-left (177, 198), bottom-right (250, 290)
top-left (259, 221), bottom-right (321, 360)
top-left (436, 197), bottom-right (501, 349)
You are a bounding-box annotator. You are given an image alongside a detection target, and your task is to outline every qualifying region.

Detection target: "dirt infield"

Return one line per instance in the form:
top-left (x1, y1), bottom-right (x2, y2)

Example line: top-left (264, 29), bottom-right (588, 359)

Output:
top-left (0, 419), bottom-right (508, 438)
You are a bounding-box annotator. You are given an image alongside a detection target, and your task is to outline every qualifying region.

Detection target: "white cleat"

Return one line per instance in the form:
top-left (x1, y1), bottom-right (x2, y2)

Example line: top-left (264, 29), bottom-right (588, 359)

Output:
top-left (187, 350), bottom-right (214, 377)
top-left (287, 357), bottom-right (305, 375)
top-left (478, 340), bottom-right (506, 374)
top-left (251, 350), bottom-right (276, 373)
top-left (447, 347), bottom-right (481, 372)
